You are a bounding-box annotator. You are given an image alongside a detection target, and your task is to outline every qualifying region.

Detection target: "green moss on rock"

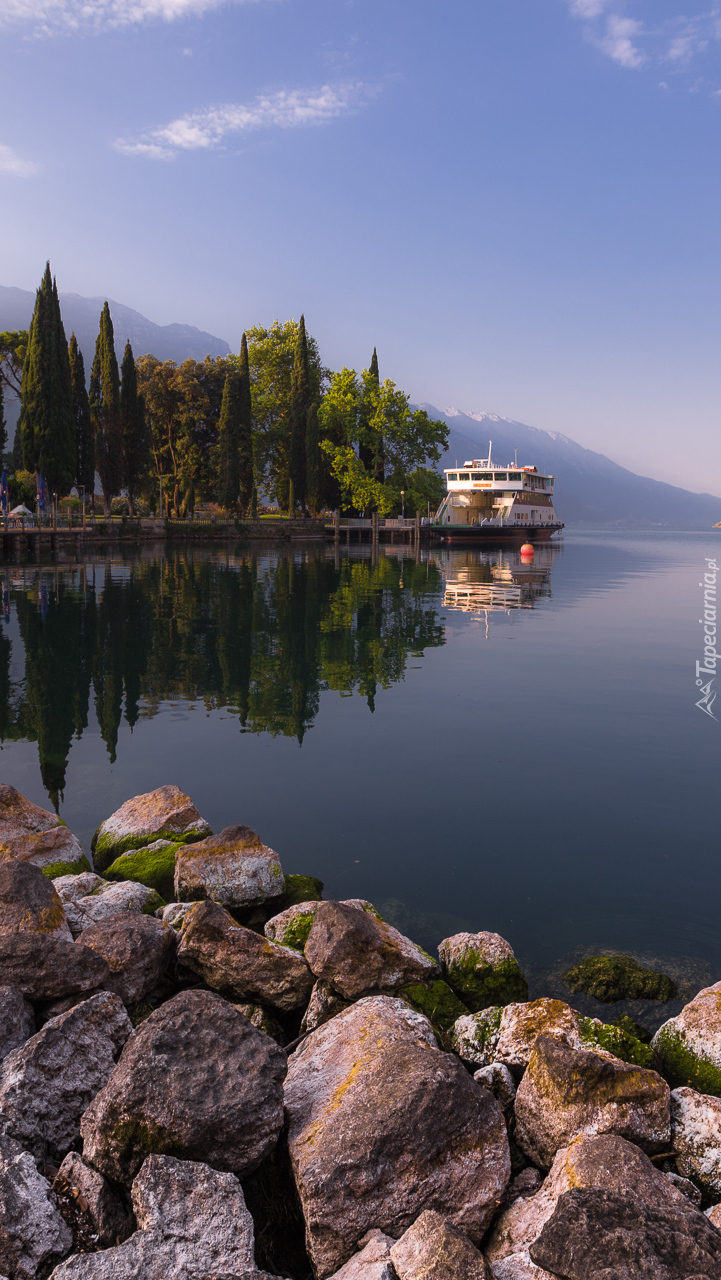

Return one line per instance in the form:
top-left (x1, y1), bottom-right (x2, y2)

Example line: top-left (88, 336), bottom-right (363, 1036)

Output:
top-left (105, 845), bottom-right (178, 902)
top-left (141, 889), bottom-right (166, 915)
top-left (92, 827), bottom-right (205, 873)
top-left (400, 979), bottom-right (470, 1038)
top-left (446, 953), bottom-right (528, 1013)
top-left (612, 1014), bottom-right (652, 1045)
top-left (562, 955), bottom-right (677, 1003)
top-left (578, 1016), bottom-right (654, 1068)
top-left (653, 1028), bottom-right (721, 1096)
top-left (42, 855), bottom-right (91, 879)
top-left (279, 875), bottom-right (324, 909)
top-left (281, 911), bottom-right (317, 952)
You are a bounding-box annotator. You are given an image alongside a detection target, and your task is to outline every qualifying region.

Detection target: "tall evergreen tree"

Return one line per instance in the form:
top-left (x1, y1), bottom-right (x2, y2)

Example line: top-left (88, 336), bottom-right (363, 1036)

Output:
top-left (358, 347), bottom-right (383, 482)
top-left (69, 333), bottom-right (94, 500)
top-left (120, 340), bottom-right (148, 515)
top-left (0, 378), bottom-right (6, 460)
top-left (89, 303), bottom-right (122, 513)
top-left (288, 315), bottom-right (310, 512)
top-left (19, 263), bottom-right (75, 493)
top-left (237, 333), bottom-right (254, 514)
top-left (217, 369), bottom-right (241, 511)
top-left (305, 402), bottom-right (322, 514)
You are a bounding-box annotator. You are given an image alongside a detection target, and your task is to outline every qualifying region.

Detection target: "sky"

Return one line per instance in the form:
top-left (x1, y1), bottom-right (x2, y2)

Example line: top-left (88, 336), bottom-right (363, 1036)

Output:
top-left (1, 0), bottom-right (721, 492)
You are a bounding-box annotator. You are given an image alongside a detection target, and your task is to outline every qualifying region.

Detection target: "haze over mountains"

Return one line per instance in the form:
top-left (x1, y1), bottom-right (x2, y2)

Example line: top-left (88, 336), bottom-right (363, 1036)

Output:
top-left (1, 284), bottom-right (717, 525)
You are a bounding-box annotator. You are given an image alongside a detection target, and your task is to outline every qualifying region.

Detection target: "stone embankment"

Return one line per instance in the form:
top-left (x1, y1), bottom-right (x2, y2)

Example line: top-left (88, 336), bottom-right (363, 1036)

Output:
top-left (0, 781), bottom-right (720, 1278)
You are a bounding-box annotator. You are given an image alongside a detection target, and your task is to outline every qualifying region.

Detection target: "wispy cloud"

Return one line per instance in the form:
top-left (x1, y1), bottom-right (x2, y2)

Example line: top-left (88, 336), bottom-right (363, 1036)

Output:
top-left (564, 1), bottom-right (721, 90)
top-left (0, 142), bottom-right (36, 176)
top-left (0, 0), bottom-right (258, 33)
top-left (598, 15), bottom-right (645, 68)
top-left (115, 82), bottom-right (374, 160)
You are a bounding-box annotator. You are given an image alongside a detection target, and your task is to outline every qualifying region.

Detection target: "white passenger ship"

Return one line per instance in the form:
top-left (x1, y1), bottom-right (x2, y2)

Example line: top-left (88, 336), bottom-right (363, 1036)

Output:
top-left (433, 444), bottom-right (564, 544)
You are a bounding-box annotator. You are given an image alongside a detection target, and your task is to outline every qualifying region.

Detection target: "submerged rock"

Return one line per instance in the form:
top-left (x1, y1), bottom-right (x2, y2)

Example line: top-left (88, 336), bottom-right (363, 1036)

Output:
top-left (178, 900), bottom-right (313, 1011)
top-left (0, 933), bottom-right (109, 1002)
top-left (0, 1134), bottom-right (72, 1278)
top-left (91, 786), bottom-right (211, 872)
top-left (0, 986), bottom-right (34, 1062)
top-left (652, 980), bottom-right (721, 1094)
top-left (285, 994), bottom-right (510, 1277)
top-left (514, 1035), bottom-right (670, 1168)
top-left (80, 989), bottom-right (287, 1184)
top-left (671, 1086), bottom-right (721, 1200)
top-left (390, 1210), bottom-right (492, 1278)
top-left (0, 861), bottom-right (71, 939)
top-left (562, 953), bottom-right (678, 1003)
top-left (304, 901), bottom-right (439, 1000)
top-left (174, 824), bottom-right (285, 908)
top-left (54, 1151), bottom-right (133, 1247)
top-left (104, 840), bottom-right (178, 904)
top-left (77, 914), bottom-right (177, 1007)
top-left (439, 932), bottom-right (528, 1012)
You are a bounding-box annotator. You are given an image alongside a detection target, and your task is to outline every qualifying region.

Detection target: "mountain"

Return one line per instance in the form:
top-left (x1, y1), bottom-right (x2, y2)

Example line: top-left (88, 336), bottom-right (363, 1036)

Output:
top-left (0, 285), bottom-right (231, 370)
top-left (421, 405), bottom-right (721, 527)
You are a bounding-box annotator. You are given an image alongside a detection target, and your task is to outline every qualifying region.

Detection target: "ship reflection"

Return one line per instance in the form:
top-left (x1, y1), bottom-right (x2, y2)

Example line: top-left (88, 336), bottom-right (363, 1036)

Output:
top-left (436, 543), bottom-right (561, 615)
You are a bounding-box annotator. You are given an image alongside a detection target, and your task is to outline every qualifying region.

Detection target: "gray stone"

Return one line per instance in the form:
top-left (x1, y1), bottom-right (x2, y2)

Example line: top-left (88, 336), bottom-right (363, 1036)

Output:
top-left (665, 1170), bottom-right (702, 1206)
top-left (304, 901), bottom-right (439, 1000)
top-left (0, 987), bottom-right (34, 1061)
top-left (81, 989), bottom-right (287, 1184)
top-left (77, 914), bottom-right (176, 1006)
top-left (63, 881), bottom-right (164, 936)
top-left (671, 1086), bottom-right (721, 1200)
top-left (157, 901), bottom-right (195, 930)
top-left (285, 995), bottom-right (510, 1278)
top-left (390, 1210), bottom-right (492, 1278)
top-left (327, 1231), bottom-right (396, 1280)
top-left (264, 899), bottom-right (381, 952)
top-left (48, 1154), bottom-right (258, 1278)
top-left (0, 933), bottom-right (109, 1002)
top-left (54, 1151), bottom-right (133, 1247)
top-left (0, 1134), bottom-right (71, 1278)
top-left (474, 1063), bottom-right (516, 1111)
top-left (0, 991), bottom-right (131, 1162)
top-left (0, 861), bottom-right (70, 939)
top-left (652, 979), bottom-right (721, 1094)
top-left (0, 786), bottom-right (87, 878)
top-left (174, 824), bottom-right (285, 908)
top-left (300, 979), bottom-right (350, 1033)
top-left (92, 785), bottom-right (211, 872)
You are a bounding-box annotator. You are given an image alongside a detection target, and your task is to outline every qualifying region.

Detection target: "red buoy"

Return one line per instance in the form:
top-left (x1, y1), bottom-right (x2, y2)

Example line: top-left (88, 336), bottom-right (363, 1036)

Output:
top-left (520, 543), bottom-right (534, 558)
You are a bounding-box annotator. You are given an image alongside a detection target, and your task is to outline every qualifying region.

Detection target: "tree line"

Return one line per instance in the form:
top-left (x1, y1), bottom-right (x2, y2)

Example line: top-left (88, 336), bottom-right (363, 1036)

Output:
top-left (0, 264), bottom-right (449, 518)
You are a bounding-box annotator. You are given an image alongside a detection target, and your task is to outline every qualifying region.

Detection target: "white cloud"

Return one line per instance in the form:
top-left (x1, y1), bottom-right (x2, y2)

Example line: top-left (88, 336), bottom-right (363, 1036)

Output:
top-left (0, 142), bottom-right (36, 175)
top-left (568, 0), bottom-right (609, 17)
top-left (597, 15), bottom-right (645, 68)
top-left (115, 82), bottom-right (374, 159)
top-left (0, 0), bottom-right (258, 32)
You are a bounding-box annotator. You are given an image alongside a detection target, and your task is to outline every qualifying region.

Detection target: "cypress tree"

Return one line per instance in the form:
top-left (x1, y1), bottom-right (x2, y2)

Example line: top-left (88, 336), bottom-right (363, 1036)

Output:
top-left (305, 402), bottom-right (322, 515)
top-left (368, 347), bottom-right (384, 483)
top-left (89, 303), bottom-right (122, 514)
top-left (19, 263), bottom-right (75, 493)
top-left (69, 334), bottom-right (94, 500)
top-left (120, 340), bottom-right (147, 515)
top-left (0, 378), bottom-right (5, 460)
top-left (217, 369), bottom-right (241, 511)
top-left (238, 333), bottom-right (254, 514)
top-left (288, 315), bottom-right (310, 512)
top-left (358, 347), bottom-right (379, 476)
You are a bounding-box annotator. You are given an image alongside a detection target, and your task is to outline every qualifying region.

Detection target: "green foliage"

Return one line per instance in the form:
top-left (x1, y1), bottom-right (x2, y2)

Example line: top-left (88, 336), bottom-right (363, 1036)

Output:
top-left (9, 470), bottom-right (36, 509)
top-left (217, 369), bottom-right (241, 511)
top-left (288, 315), bottom-right (310, 512)
top-left (136, 355), bottom-right (227, 517)
top-left (563, 955), bottom-right (678, 1003)
top-left (320, 441), bottom-right (392, 515)
top-left (120, 340), bottom-right (148, 513)
top-left (237, 333), bottom-right (254, 514)
top-left (0, 330), bottom-right (27, 399)
top-left (19, 265), bottom-right (76, 493)
top-left (305, 402), bottom-right (323, 514)
top-left (0, 379), bottom-right (5, 459)
top-left (89, 303), bottom-right (122, 508)
top-left (69, 333), bottom-right (94, 496)
top-left (395, 467), bottom-right (446, 518)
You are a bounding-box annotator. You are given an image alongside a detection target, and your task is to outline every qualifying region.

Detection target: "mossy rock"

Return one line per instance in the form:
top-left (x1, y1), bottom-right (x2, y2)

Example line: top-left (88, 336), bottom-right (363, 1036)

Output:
top-left (92, 827), bottom-right (203, 873)
top-left (653, 1027), bottom-right (721, 1096)
top-left (562, 955), bottom-right (678, 1003)
top-left (278, 875), bottom-right (324, 910)
top-left (104, 843), bottom-right (178, 903)
top-left (141, 889), bottom-right (166, 915)
top-left (282, 910), bottom-right (318, 952)
top-left (446, 954), bottom-right (528, 1013)
top-left (578, 1016), bottom-right (654, 1068)
top-left (41, 854), bottom-right (91, 880)
top-left (612, 1014), bottom-right (652, 1045)
top-left (400, 979), bottom-right (470, 1039)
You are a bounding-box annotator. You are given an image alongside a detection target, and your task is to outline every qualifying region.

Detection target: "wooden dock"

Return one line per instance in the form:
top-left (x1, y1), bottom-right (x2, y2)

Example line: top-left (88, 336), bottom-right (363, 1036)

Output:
top-left (325, 513), bottom-right (437, 547)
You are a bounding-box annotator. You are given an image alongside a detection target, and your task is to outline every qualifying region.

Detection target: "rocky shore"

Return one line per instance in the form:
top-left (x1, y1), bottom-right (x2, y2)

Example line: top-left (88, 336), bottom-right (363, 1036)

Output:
top-left (0, 781), bottom-right (720, 1278)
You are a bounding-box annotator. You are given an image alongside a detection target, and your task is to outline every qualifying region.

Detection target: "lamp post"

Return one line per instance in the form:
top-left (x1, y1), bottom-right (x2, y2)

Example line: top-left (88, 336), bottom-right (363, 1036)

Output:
top-left (53, 493), bottom-right (57, 531)
top-left (400, 490), bottom-right (405, 521)
top-left (79, 485), bottom-right (86, 529)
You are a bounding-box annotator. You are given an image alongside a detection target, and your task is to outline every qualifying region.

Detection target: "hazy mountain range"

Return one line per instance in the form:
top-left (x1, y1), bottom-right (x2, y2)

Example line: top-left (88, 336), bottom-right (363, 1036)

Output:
top-left (1, 285), bottom-right (718, 525)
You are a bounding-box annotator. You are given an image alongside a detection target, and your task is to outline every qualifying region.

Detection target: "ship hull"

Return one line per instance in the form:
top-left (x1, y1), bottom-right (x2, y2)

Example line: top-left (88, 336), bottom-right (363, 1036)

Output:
top-left (434, 523), bottom-right (564, 545)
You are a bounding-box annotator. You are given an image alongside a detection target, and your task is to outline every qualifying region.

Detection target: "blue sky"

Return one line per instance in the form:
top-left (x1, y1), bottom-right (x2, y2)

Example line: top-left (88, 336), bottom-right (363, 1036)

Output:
top-left (2, 0), bottom-right (720, 491)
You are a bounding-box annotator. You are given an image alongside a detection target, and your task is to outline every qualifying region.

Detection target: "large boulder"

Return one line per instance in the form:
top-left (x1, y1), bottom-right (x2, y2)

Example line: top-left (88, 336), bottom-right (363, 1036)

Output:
top-left (54, 1152), bottom-right (133, 1247)
top-left (0, 861), bottom-right (70, 939)
top-left (0, 933), bottom-right (109, 1002)
top-left (514, 1035), bottom-right (670, 1168)
top-left (60, 880), bottom-right (164, 936)
top-left (0, 987), bottom-right (34, 1061)
top-left (390, 1210), bottom-right (492, 1278)
top-left (177, 900), bottom-right (312, 1012)
top-left (653, 980), bottom-right (721, 1094)
top-left (0, 991), bottom-right (131, 1162)
top-left (80, 989), bottom-right (287, 1184)
top-left (0, 1134), bottom-right (72, 1278)
top-left (264, 898), bottom-right (380, 951)
top-left (562, 954), bottom-right (677, 1002)
top-left (439, 932), bottom-right (527, 1011)
top-left (77, 914), bottom-right (176, 1007)
top-left (174, 824), bottom-right (285, 908)
top-left (285, 994), bottom-right (510, 1278)
top-left (0, 785), bottom-right (89, 878)
top-left (48, 1154), bottom-right (264, 1279)
top-left (304, 902), bottom-right (439, 1000)
top-left (528, 1186), bottom-right (721, 1279)
top-left (104, 839), bottom-right (178, 903)
top-left (671, 1086), bottom-right (721, 1200)
top-left (91, 786), bottom-right (211, 872)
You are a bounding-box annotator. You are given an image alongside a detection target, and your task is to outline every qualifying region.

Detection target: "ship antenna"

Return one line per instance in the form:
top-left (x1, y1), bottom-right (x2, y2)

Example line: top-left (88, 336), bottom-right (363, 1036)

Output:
top-left (488, 440), bottom-right (493, 467)
top-left (514, 447), bottom-right (517, 467)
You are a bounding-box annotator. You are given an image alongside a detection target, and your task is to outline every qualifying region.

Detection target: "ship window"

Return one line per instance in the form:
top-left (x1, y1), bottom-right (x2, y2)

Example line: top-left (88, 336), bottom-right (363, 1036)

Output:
top-left (447, 474), bottom-right (458, 482)
top-left (470, 472), bottom-right (482, 480)
top-left (509, 473), bottom-right (522, 481)
top-left (477, 472), bottom-right (492, 481)
top-left (458, 473), bottom-right (470, 481)
top-left (494, 472), bottom-right (508, 481)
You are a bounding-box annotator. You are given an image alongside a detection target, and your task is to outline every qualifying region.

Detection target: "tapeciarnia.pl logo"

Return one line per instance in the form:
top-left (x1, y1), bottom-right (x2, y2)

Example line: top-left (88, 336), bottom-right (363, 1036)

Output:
top-left (696, 557), bottom-right (718, 719)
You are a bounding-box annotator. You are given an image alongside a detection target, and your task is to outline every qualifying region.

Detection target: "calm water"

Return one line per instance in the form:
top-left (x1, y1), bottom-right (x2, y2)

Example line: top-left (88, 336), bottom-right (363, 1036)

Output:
top-left (1, 532), bottom-right (719, 993)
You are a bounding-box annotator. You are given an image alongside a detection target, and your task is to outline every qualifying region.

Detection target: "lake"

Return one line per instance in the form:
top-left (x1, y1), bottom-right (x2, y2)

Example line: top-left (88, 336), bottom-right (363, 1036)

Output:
top-left (1, 531), bottom-right (719, 1021)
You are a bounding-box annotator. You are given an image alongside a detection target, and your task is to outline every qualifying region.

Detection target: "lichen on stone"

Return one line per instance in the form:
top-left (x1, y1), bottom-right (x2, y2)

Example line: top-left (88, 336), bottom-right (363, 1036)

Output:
top-left (562, 955), bottom-right (677, 1003)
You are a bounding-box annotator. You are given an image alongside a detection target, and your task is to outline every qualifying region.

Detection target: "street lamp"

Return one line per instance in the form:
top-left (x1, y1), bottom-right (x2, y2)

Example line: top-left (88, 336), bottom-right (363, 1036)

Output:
top-left (400, 490), bottom-right (405, 521)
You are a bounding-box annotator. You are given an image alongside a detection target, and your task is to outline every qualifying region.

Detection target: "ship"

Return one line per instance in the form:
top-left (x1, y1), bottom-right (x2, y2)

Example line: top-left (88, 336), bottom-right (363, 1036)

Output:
top-left (433, 443), bottom-right (564, 544)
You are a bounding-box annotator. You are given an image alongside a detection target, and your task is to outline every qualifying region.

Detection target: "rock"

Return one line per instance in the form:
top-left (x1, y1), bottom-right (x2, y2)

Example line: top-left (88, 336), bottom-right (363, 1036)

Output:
top-left (77, 915), bottom-right (176, 1007)
top-left (53, 872), bottom-right (106, 902)
top-left (300, 979), bottom-right (350, 1033)
top-left (487, 1256), bottom-right (552, 1279)
top-left (285, 994), bottom-right (510, 1277)
top-left (653, 980), bottom-right (721, 1094)
top-left (0, 991), bottom-right (131, 1162)
top-left (174, 824), bottom-right (284, 908)
top-left (514, 1035), bottom-right (670, 1168)
top-left (670, 1086), bottom-right (721, 1199)
top-left (0, 987), bottom-right (34, 1061)
top-left (0, 934), bottom-right (109, 1001)
top-left (452, 997), bottom-right (653, 1074)
top-left (0, 1134), bottom-right (72, 1278)
top-left (234, 1003), bottom-right (286, 1044)
top-left (328, 1230), bottom-right (396, 1279)
top-left (0, 785), bottom-right (64, 842)
top-left (474, 1062), bottom-right (517, 1111)
top-left (304, 902), bottom-right (439, 1000)
top-left (104, 839), bottom-right (178, 903)
top-left (439, 932), bottom-right (528, 1012)
top-left (506, 1168), bottom-right (545, 1204)
top-left (529, 1186), bottom-right (721, 1279)
top-left (708, 1203), bottom-right (721, 1228)
top-left (562, 953), bottom-right (678, 1002)
top-left (485, 1133), bottom-right (692, 1269)
top-left (0, 861), bottom-right (71, 938)
top-left (279, 873), bottom-right (324, 908)
top-left (61, 880), bottom-right (165, 936)
top-left (80, 989), bottom-right (287, 1184)
top-left (265, 898), bottom-right (382, 952)
top-left (48, 1153), bottom-right (259, 1279)
top-left (54, 1151), bottom-right (133, 1247)
top-left (665, 1170), bottom-right (702, 1206)
top-left (157, 901), bottom-right (195, 930)
top-left (177, 900), bottom-right (312, 1012)
top-left (399, 979), bottom-right (469, 1038)
top-left (390, 1210), bottom-right (492, 1278)
top-left (91, 785), bottom-right (211, 872)
top-left (0, 828), bottom-right (89, 880)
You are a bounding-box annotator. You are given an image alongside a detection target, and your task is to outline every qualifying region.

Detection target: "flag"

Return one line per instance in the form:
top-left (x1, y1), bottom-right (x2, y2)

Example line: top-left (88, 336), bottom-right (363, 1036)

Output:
top-left (37, 474), bottom-right (47, 515)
